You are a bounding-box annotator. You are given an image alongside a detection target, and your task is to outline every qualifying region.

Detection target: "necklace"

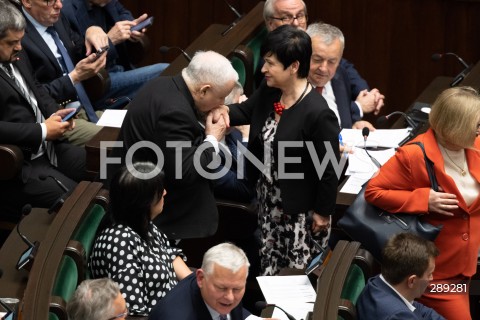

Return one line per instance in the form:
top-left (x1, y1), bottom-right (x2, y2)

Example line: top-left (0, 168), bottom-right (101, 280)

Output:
top-left (273, 81), bottom-right (310, 116)
top-left (443, 147), bottom-right (467, 176)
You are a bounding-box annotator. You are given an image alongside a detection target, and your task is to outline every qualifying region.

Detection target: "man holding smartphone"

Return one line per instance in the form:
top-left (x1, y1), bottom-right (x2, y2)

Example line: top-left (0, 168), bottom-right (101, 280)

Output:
top-left (0, 1), bottom-right (86, 222)
top-left (62, 0), bottom-right (168, 98)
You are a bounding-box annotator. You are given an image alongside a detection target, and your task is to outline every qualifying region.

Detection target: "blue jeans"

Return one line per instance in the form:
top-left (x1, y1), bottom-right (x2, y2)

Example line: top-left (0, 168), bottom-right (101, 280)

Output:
top-left (95, 63), bottom-right (168, 109)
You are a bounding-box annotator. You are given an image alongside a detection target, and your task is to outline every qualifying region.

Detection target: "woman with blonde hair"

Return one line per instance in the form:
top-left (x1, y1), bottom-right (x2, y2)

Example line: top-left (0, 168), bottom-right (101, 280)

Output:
top-left (365, 86), bottom-right (480, 320)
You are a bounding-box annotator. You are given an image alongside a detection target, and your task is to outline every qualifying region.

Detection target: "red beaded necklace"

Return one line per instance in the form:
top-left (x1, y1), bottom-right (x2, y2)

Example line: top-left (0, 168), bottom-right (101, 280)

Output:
top-left (273, 81), bottom-right (310, 116)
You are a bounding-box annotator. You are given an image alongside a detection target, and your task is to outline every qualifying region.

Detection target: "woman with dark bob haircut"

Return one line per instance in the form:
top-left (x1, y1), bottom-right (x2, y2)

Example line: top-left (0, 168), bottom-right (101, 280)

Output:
top-left (228, 24), bottom-right (340, 275)
top-left (90, 162), bottom-right (191, 316)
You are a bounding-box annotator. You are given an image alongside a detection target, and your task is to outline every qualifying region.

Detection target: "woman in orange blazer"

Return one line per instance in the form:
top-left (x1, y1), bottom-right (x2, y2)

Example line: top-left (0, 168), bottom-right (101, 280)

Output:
top-left (365, 87), bottom-right (480, 320)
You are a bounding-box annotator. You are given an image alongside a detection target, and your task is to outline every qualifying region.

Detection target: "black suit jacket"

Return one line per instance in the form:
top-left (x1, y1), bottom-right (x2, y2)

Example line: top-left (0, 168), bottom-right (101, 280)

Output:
top-left (357, 275), bottom-right (446, 320)
top-left (0, 52), bottom-right (84, 186)
top-left (0, 53), bottom-right (59, 158)
top-left (214, 129), bottom-right (255, 203)
top-left (229, 81), bottom-right (340, 216)
top-left (148, 273), bottom-right (251, 320)
top-left (115, 74), bottom-right (218, 239)
top-left (21, 13), bottom-right (84, 104)
top-left (330, 65), bottom-right (362, 129)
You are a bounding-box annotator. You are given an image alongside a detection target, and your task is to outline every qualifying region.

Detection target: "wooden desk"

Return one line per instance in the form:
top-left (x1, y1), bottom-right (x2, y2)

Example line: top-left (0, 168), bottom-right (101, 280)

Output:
top-left (85, 126), bottom-right (121, 180)
top-left (161, 2), bottom-right (265, 76)
top-left (0, 208), bottom-right (54, 299)
top-left (336, 75), bottom-right (454, 208)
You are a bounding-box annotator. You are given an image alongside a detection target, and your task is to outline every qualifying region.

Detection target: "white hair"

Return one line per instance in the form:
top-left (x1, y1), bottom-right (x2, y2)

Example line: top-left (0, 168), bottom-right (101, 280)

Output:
top-left (306, 22), bottom-right (345, 51)
top-left (182, 50), bottom-right (239, 89)
top-left (201, 242), bottom-right (250, 275)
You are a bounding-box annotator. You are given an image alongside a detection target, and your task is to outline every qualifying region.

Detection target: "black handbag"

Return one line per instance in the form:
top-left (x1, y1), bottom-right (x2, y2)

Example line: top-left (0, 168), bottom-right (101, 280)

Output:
top-left (337, 142), bottom-right (443, 261)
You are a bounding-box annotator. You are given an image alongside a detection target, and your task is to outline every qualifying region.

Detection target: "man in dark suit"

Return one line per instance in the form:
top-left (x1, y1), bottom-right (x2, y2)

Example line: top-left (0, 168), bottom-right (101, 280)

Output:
top-left (0, 0), bottom-right (85, 218)
top-left (357, 233), bottom-right (445, 320)
top-left (258, 0), bottom-right (385, 110)
top-left (18, 0), bottom-right (107, 146)
top-left (108, 50), bottom-right (237, 239)
top-left (149, 243), bottom-right (252, 320)
top-left (306, 22), bottom-right (383, 130)
top-left (61, 0), bottom-right (167, 79)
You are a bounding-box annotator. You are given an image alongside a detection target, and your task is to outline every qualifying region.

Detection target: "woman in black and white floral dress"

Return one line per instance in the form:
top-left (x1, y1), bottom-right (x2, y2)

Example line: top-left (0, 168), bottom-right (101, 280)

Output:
top-left (90, 162), bottom-right (192, 316)
top-left (228, 25), bottom-right (340, 275)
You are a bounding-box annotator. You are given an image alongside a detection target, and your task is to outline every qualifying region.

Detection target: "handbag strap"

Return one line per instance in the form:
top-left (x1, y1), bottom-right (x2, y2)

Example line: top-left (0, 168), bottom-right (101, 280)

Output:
top-left (408, 142), bottom-right (439, 192)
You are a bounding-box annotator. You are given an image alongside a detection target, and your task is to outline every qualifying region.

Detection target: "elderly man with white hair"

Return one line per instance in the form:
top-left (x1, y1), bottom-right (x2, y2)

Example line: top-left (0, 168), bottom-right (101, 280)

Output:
top-left (111, 50), bottom-right (238, 240)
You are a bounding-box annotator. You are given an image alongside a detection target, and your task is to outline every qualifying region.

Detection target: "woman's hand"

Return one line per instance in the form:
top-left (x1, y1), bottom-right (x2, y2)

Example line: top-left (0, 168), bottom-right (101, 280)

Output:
top-left (428, 186), bottom-right (458, 216)
top-left (311, 212), bottom-right (331, 234)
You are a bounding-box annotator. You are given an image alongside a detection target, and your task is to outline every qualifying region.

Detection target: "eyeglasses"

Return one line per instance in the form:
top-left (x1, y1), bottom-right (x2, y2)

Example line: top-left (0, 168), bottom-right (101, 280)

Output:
top-left (270, 13), bottom-right (307, 24)
top-left (107, 308), bottom-right (128, 320)
top-left (44, 0), bottom-right (63, 7)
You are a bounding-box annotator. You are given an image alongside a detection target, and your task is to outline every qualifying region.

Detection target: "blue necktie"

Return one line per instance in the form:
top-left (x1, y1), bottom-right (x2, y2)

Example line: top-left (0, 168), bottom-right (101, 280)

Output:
top-left (46, 26), bottom-right (99, 122)
top-left (219, 315), bottom-right (227, 320)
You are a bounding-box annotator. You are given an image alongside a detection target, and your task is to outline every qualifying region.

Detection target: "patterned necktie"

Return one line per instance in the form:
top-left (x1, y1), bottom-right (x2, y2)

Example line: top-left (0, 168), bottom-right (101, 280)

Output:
top-left (219, 315), bottom-right (228, 320)
top-left (46, 26), bottom-right (99, 122)
top-left (1, 62), bottom-right (57, 166)
top-left (316, 86), bottom-right (324, 94)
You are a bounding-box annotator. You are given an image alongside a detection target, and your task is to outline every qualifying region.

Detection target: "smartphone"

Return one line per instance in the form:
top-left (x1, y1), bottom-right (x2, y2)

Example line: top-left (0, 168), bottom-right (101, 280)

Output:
top-left (94, 45), bottom-right (109, 60)
top-left (62, 101), bottom-right (81, 122)
top-left (131, 16), bottom-right (154, 32)
top-left (305, 247), bottom-right (331, 275)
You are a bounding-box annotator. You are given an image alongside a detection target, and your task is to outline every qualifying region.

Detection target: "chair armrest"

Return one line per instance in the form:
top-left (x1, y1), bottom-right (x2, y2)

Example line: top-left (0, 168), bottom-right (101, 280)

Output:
top-left (232, 44), bottom-right (254, 96)
top-left (49, 295), bottom-right (68, 320)
top-left (0, 144), bottom-right (23, 180)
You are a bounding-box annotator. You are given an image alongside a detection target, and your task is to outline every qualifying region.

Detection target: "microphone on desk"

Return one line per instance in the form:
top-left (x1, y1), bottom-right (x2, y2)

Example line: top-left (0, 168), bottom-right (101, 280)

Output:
top-left (159, 46), bottom-right (192, 62)
top-left (17, 204), bottom-right (34, 248)
top-left (223, 0), bottom-right (242, 19)
top-left (362, 127), bottom-right (381, 169)
top-left (255, 301), bottom-right (296, 320)
top-left (431, 52), bottom-right (473, 87)
top-left (39, 174), bottom-right (70, 214)
top-left (15, 204), bottom-right (39, 271)
top-left (377, 111), bottom-right (417, 129)
top-left (220, 0), bottom-right (243, 36)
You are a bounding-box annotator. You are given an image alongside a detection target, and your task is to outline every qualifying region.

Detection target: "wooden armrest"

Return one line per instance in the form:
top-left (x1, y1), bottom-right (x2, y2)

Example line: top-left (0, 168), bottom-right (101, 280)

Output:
top-left (94, 188), bottom-right (110, 208)
top-left (82, 68), bottom-right (111, 103)
top-left (215, 198), bottom-right (257, 214)
top-left (49, 295), bottom-right (68, 320)
top-left (338, 299), bottom-right (356, 320)
top-left (0, 144), bottom-right (23, 180)
top-left (65, 240), bottom-right (86, 283)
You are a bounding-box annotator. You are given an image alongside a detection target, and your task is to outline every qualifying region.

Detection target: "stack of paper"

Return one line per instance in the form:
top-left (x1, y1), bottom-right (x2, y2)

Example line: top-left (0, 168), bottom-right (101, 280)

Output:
top-left (256, 275), bottom-right (316, 320)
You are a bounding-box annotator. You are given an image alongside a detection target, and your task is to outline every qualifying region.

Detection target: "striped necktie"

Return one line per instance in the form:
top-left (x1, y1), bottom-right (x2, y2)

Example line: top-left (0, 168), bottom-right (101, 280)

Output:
top-left (1, 62), bottom-right (58, 166)
top-left (46, 26), bottom-right (99, 122)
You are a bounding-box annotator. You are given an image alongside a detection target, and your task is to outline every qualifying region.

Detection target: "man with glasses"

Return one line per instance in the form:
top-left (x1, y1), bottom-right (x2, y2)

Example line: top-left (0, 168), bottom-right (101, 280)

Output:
top-left (67, 278), bottom-right (129, 320)
top-left (258, 0), bottom-right (384, 115)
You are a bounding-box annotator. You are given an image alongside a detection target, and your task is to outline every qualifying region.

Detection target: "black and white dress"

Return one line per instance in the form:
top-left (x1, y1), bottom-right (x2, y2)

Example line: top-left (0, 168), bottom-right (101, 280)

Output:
top-left (257, 114), bottom-right (330, 276)
top-left (90, 221), bottom-right (184, 315)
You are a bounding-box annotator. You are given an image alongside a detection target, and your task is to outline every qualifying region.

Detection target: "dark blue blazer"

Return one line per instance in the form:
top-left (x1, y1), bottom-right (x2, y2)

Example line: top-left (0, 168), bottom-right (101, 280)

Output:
top-left (330, 64), bottom-right (362, 129)
top-left (148, 273), bottom-right (251, 320)
top-left (62, 0), bottom-right (134, 70)
top-left (356, 275), bottom-right (446, 320)
top-left (214, 129), bottom-right (255, 203)
top-left (22, 14), bottom-right (84, 104)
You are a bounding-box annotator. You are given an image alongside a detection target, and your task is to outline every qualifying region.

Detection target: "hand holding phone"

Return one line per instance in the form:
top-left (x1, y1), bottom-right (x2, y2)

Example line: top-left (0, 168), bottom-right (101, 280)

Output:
top-left (131, 16), bottom-right (154, 32)
top-left (94, 45), bottom-right (109, 61)
top-left (61, 101), bottom-right (81, 122)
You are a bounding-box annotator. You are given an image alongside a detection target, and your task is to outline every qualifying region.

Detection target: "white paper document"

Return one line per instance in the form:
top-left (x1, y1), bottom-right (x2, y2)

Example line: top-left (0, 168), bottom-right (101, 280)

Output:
top-left (339, 173), bottom-right (373, 195)
top-left (256, 275), bottom-right (316, 320)
top-left (340, 128), bottom-right (411, 148)
top-left (96, 109), bottom-right (127, 128)
top-left (346, 147), bottom-right (396, 174)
